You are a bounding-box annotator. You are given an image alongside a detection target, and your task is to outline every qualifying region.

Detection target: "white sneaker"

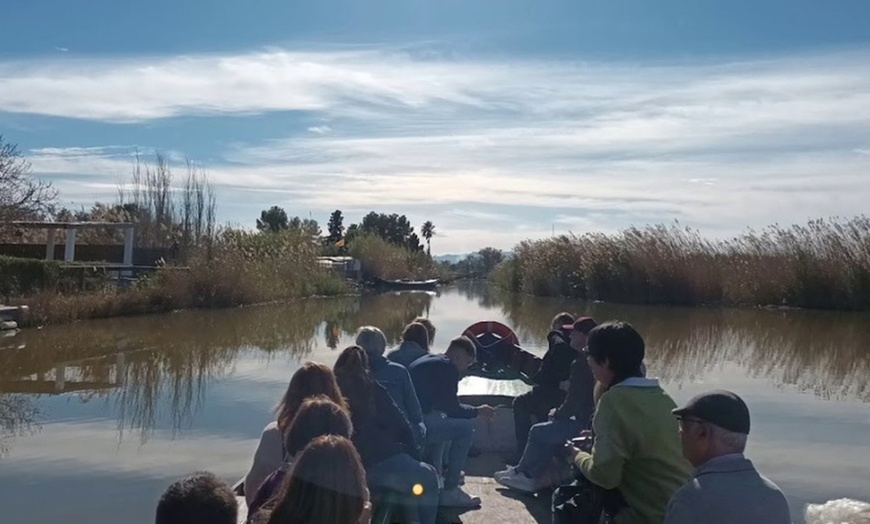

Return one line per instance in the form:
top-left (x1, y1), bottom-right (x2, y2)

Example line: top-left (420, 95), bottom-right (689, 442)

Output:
top-left (440, 486), bottom-right (482, 508)
top-left (493, 465), bottom-right (518, 482)
top-left (494, 469), bottom-right (536, 493)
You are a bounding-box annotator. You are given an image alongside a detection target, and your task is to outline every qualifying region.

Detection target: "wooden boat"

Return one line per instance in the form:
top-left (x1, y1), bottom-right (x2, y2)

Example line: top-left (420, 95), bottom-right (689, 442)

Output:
top-left (235, 321), bottom-right (565, 524)
top-left (373, 277), bottom-right (439, 291)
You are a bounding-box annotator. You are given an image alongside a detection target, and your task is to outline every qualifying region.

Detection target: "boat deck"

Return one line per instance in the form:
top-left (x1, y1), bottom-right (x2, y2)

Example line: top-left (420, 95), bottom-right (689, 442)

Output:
top-left (442, 452), bottom-right (551, 524)
top-left (236, 450), bottom-right (551, 524)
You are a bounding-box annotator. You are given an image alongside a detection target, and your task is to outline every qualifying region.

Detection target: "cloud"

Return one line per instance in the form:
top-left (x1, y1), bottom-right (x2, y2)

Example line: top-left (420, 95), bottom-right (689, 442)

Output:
top-left (9, 45), bottom-right (870, 252)
top-left (307, 125), bottom-right (332, 135)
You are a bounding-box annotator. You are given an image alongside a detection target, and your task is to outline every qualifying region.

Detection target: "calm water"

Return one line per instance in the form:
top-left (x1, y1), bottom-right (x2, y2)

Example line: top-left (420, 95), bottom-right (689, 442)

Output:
top-left (1, 282), bottom-right (869, 523)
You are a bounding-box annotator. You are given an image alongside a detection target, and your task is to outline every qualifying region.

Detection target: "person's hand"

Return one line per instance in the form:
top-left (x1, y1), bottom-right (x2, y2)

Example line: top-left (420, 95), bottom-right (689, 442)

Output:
top-left (548, 408), bottom-right (557, 420)
top-left (477, 404), bottom-right (497, 421)
top-left (559, 380), bottom-right (570, 392)
top-left (563, 443), bottom-right (581, 462)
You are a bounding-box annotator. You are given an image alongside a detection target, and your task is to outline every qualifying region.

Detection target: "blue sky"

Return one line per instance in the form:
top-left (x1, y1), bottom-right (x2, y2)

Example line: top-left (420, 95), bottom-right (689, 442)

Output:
top-left (2, 1), bottom-right (870, 253)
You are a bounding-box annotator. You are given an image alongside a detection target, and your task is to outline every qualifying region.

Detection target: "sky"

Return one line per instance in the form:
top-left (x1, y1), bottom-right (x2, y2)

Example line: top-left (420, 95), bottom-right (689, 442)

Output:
top-left (1, 1), bottom-right (870, 254)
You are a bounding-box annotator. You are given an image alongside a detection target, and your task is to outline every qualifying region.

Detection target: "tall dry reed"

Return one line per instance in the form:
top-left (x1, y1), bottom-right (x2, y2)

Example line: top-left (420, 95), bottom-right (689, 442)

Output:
top-left (18, 228), bottom-right (350, 326)
top-left (491, 217), bottom-right (870, 311)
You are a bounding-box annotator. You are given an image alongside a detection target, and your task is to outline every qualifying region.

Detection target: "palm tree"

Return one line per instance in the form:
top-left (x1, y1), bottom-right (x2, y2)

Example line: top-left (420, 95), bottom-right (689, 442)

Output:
top-left (421, 221), bottom-right (435, 256)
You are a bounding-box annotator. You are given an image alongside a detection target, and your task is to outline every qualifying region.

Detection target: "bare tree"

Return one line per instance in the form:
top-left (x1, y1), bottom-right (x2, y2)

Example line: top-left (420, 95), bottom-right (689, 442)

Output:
top-left (0, 135), bottom-right (57, 222)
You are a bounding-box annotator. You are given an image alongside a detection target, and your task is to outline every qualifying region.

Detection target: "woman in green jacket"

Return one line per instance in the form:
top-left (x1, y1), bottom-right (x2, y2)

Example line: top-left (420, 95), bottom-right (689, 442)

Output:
top-left (562, 321), bottom-right (692, 524)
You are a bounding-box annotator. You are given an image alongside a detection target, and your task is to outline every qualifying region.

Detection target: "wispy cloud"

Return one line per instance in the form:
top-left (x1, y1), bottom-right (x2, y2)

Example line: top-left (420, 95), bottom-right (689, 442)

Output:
top-left (8, 46), bottom-right (870, 252)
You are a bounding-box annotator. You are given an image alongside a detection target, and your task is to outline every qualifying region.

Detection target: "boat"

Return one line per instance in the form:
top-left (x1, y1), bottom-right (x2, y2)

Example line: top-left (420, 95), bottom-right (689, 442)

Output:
top-left (372, 277), bottom-right (439, 291)
top-left (235, 321), bottom-right (568, 524)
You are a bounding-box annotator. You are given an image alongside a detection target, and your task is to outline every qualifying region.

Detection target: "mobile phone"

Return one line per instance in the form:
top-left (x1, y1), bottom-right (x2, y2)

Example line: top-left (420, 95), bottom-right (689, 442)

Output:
top-left (569, 436), bottom-right (592, 447)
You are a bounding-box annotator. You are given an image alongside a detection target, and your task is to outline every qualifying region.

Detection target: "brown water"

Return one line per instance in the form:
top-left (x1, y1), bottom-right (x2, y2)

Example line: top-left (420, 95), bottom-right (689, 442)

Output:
top-left (1, 282), bottom-right (869, 523)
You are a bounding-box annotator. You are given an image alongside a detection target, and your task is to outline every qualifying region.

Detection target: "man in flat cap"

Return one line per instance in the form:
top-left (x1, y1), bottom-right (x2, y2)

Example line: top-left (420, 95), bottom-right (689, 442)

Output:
top-left (664, 390), bottom-right (791, 524)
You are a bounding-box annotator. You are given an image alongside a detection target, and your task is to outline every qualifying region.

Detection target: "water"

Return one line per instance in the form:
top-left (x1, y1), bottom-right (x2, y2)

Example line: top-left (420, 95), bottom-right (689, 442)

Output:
top-left (1, 282), bottom-right (869, 523)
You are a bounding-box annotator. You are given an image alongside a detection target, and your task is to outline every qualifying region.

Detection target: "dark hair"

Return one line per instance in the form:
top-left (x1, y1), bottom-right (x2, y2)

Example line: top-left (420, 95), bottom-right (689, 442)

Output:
top-left (333, 345), bottom-right (376, 425)
top-left (447, 335), bottom-right (476, 360)
top-left (551, 312), bottom-right (574, 329)
top-left (156, 471), bottom-right (237, 524)
top-left (586, 321), bottom-right (645, 388)
top-left (412, 317), bottom-right (437, 344)
top-left (265, 435), bottom-right (367, 524)
top-left (402, 322), bottom-right (430, 351)
top-left (284, 396), bottom-right (353, 457)
top-left (276, 362), bottom-right (347, 433)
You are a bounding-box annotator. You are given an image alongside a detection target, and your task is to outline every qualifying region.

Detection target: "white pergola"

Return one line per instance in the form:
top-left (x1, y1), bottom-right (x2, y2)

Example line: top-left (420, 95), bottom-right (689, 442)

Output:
top-left (9, 221), bottom-right (136, 265)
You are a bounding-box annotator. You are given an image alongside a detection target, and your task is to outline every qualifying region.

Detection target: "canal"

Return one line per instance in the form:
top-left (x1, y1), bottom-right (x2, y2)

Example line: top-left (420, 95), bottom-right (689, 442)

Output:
top-left (1, 282), bottom-right (868, 522)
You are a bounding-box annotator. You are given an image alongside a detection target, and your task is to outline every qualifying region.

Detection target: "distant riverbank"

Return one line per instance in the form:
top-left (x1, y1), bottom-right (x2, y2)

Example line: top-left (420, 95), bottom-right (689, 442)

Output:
top-left (491, 216), bottom-right (870, 312)
top-left (5, 230), bottom-right (353, 328)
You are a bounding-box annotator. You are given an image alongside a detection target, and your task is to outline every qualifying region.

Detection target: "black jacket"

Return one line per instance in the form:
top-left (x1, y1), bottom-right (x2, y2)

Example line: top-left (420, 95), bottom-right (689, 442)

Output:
top-left (350, 382), bottom-right (419, 467)
top-left (531, 330), bottom-right (576, 388)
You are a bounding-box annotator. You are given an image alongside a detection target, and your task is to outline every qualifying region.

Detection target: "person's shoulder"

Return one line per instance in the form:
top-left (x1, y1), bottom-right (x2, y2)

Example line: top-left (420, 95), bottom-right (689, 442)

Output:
top-left (386, 360), bottom-right (410, 374)
top-left (410, 353), bottom-right (440, 367)
top-left (261, 421), bottom-right (280, 434)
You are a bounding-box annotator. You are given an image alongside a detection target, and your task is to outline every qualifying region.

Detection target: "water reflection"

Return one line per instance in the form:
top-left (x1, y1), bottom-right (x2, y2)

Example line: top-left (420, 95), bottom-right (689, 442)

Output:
top-left (0, 292), bottom-right (433, 450)
top-left (473, 282), bottom-right (870, 403)
top-left (2, 283), bottom-right (869, 459)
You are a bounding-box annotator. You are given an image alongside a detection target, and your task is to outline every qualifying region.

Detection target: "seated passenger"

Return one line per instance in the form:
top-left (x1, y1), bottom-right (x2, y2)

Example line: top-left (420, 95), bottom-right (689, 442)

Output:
top-left (335, 345), bottom-right (440, 524)
top-left (156, 471), bottom-right (237, 524)
top-left (412, 316), bottom-right (437, 347)
top-left (664, 390), bottom-right (791, 524)
top-left (355, 325), bottom-right (427, 447)
top-left (258, 435), bottom-right (371, 524)
top-left (386, 321), bottom-right (431, 368)
top-left (495, 317), bottom-right (598, 492)
top-left (409, 336), bottom-right (495, 508)
top-left (512, 312), bottom-right (577, 458)
top-left (559, 321), bottom-right (692, 524)
top-left (244, 362), bottom-right (347, 505)
top-left (247, 396), bottom-right (353, 520)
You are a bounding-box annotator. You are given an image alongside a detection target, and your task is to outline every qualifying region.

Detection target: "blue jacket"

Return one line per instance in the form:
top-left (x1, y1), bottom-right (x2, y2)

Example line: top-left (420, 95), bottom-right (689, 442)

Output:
top-left (386, 340), bottom-right (428, 369)
top-left (409, 354), bottom-right (477, 419)
top-left (368, 353), bottom-right (426, 444)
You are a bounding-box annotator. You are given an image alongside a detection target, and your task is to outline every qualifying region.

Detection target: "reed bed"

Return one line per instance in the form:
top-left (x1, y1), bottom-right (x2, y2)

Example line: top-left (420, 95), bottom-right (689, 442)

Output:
top-left (491, 216), bottom-right (870, 311)
top-left (348, 234), bottom-right (445, 281)
top-left (17, 228), bottom-right (350, 326)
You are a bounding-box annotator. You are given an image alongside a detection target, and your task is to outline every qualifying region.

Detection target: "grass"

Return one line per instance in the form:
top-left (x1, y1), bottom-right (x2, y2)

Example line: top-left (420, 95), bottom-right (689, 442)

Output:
top-left (491, 216), bottom-right (870, 311)
top-left (13, 228), bottom-right (352, 326)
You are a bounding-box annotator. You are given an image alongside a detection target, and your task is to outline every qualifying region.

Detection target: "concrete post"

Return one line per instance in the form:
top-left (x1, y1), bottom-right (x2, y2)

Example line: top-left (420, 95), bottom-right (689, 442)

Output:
top-left (64, 227), bottom-right (77, 262)
top-left (45, 228), bottom-right (56, 260)
top-left (122, 226), bottom-right (134, 266)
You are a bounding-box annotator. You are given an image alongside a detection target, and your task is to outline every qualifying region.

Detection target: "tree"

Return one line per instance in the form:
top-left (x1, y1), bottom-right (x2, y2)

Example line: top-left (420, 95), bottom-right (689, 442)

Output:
top-left (327, 210), bottom-right (345, 242)
top-left (257, 206), bottom-right (289, 232)
top-left (288, 216), bottom-right (321, 237)
top-left (477, 247), bottom-right (505, 274)
top-left (0, 136), bottom-right (57, 222)
top-left (353, 212), bottom-right (423, 251)
top-left (421, 221), bottom-right (435, 256)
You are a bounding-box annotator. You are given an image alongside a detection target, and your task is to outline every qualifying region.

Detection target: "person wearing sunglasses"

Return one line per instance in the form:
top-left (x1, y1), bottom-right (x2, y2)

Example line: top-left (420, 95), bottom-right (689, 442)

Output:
top-left (664, 390), bottom-right (791, 524)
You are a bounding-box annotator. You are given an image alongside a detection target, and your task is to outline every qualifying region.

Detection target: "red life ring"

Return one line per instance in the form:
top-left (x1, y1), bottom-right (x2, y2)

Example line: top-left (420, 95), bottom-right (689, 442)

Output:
top-left (462, 320), bottom-right (520, 348)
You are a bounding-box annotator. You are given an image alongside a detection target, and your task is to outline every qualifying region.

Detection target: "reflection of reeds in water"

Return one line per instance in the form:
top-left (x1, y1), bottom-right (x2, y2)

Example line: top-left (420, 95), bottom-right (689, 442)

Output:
top-left (478, 284), bottom-right (870, 403)
top-left (0, 394), bottom-right (40, 457)
top-left (0, 292), bottom-right (433, 445)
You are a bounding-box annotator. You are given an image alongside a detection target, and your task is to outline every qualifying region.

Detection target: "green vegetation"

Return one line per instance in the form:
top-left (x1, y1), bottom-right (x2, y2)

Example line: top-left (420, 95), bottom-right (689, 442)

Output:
top-left (491, 217), bottom-right (870, 311)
